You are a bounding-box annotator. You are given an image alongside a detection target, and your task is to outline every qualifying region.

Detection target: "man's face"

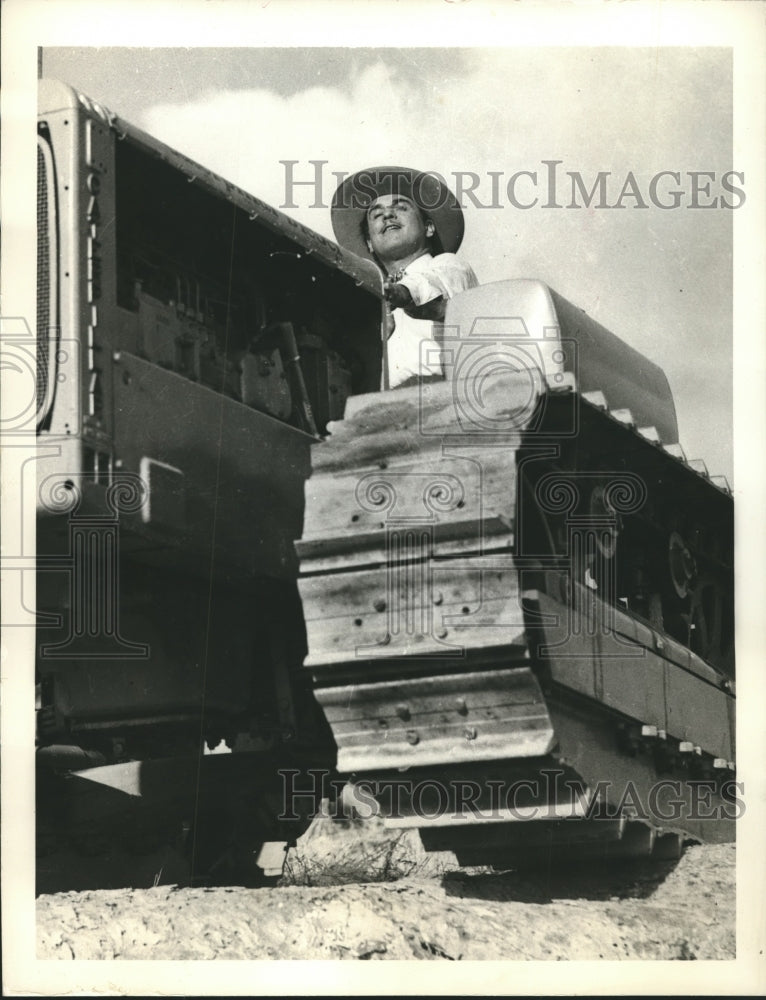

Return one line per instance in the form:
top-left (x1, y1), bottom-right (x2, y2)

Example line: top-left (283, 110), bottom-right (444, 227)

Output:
top-left (366, 195), bottom-right (429, 264)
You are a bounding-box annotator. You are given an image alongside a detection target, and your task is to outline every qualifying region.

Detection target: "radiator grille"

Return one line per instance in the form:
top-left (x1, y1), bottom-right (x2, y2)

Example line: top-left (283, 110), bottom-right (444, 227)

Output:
top-left (37, 135), bottom-right (57, 429)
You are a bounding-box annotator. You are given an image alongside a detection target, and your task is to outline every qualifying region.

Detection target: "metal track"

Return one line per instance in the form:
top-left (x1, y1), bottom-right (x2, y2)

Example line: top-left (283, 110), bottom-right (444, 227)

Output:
top-left (297, 361), bottom-right (735, 865)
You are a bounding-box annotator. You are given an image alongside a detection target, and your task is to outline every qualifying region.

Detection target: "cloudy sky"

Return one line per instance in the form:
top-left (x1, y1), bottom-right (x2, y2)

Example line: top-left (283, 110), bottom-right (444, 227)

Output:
top-left (42, 45), bottom-right (736, 480)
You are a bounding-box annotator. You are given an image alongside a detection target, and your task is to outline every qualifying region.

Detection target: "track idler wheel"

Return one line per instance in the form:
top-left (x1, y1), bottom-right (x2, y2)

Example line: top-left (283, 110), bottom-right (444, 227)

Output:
top-left (651, 832), bottom-right (684, 861)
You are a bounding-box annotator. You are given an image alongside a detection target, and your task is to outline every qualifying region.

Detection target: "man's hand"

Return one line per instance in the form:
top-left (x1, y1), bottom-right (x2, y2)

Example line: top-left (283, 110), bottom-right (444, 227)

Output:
top-left (406, 297), bottom-right (447, 322)
top-left (383, 280), bottom-right (414, 310)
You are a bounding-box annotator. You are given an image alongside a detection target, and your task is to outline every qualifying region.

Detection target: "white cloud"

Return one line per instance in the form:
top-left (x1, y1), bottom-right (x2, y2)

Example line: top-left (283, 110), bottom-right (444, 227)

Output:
top-left (136, 50), bottom-right (733, 477)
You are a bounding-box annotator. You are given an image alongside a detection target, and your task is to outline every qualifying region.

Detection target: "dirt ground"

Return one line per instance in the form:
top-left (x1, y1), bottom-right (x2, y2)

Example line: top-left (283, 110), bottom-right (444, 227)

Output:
top-left (36, 815), bottom-right (735, 961)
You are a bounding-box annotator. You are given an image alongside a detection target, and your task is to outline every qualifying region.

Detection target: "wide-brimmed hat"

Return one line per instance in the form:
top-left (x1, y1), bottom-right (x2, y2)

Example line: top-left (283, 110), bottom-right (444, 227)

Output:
top-left (331, 166), bottom-right (465, 261)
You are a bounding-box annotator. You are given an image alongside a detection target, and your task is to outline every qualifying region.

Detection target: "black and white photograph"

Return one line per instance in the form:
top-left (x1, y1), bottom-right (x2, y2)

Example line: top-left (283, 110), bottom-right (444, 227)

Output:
top-left (2, 0), bottom-right (765, 994)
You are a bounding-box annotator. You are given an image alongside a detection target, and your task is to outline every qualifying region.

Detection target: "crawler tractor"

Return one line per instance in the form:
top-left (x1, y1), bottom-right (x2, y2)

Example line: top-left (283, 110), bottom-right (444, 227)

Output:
top-left (32, 81), bottom-right (735, 887)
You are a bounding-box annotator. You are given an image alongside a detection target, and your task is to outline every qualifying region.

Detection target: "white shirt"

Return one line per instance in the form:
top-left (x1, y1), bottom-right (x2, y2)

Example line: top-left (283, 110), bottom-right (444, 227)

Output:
top-left (386, 253), bottom-right (479, 387)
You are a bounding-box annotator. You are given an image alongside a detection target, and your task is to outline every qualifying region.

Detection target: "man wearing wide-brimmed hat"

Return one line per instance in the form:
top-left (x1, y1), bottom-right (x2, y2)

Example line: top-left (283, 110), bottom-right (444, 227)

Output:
top-left (331, 166), bottom-right (478, 388)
